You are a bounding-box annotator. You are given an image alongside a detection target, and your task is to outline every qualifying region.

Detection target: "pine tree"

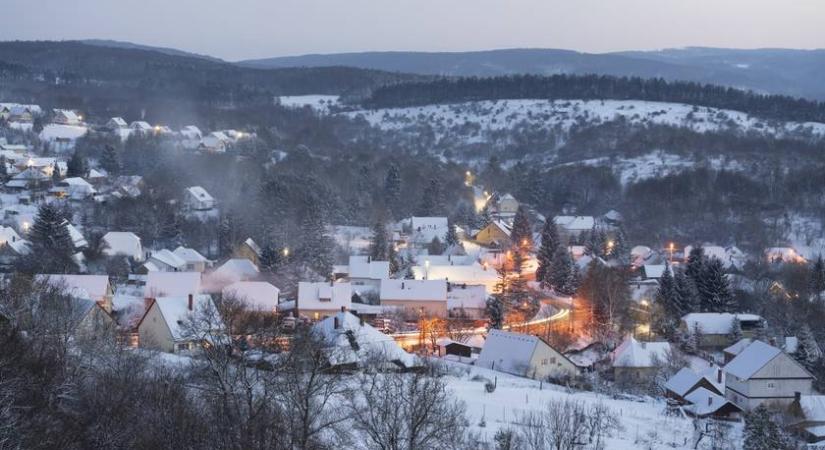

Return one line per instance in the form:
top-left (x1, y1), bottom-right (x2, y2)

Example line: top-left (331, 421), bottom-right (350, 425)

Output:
top-left (417, 177), bottom-right (444, 216)
top-left (444, 222), bottom-right (459, 247)
top-left (810, 255), bottom-right (825, 301)
top-left (685, 245), bottom-right (705, 283)
top-left (509, 206), bottom-right (532, 250)
top-left (536, 219), bottom-right (560, 286)
top-left (100, 145), bottom-right (121, 175)
top-left (18, 204), bottom-right (78, 274)
top-left (795, 324), bottom-right (820, 370)
top-left (66, 151), bottom-right (87, 177)
top-left (743, 405), bottom-right (792, 450)
top-left (486, 296), bottom-right (505, 330)
top-left (383, 164), bottom-right (401, 214)
top-left (610, 226), bottom-right (630, 265)
top-left (0, 155), bottom-right (7, 180)
top-left (427, 236), bottom-right (445, 255)
top-left (696, 258), bottom-right (734, 312)
top-left (550, 247), bottom-right (575, 296)
top-left (369, 219), bottom-right (390, 261)
top-left (655, 262), bottom-right (681, 319)
top-left (479, 204), bottom-right (493, 227)
top-left (674, 268), bottom-right (699, 314)
top-left (729, 318), bottom-right (743, 343)
top-left (583, 227), bottom-right (604, 258)
top-left (297, 203), bottom-right (333, 279)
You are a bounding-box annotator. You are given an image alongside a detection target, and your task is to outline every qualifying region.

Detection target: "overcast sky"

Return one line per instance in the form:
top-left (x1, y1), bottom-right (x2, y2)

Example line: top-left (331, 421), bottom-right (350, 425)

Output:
top-left (2, 0), bottom-right (823, 61)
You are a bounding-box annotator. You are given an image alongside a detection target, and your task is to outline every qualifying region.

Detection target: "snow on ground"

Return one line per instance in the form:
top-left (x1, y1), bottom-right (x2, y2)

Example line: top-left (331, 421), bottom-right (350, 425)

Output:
top-left (553, 150), bottom-right (745, 185)
top-left (442, 360), bottom-right (741, 449)
top-left (278, 95), bottom-right (340, 112)
top-left (342, 99), bottom-right (825, 146)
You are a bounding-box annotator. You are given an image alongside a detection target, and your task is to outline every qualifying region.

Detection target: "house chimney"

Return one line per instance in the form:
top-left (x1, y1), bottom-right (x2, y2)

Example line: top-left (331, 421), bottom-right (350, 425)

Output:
top-left (401, 281), bottom-right (405, 289)
top-left (367, 255), bottom-right (371, 263)
top-left (796, 391), bottom-right (802, 402)
top-left (341, 305), bottom-right (346, 313)
top-left (717, 368), bottom-right (723, 384)
top-left (188, 294), bottom-right (193, 311)
top-left (359, 315), bottom-right (365, 326)
top-left (708, 396), bottom-right (713, 406)
top-left (334, 317), bottom-right (340, 329)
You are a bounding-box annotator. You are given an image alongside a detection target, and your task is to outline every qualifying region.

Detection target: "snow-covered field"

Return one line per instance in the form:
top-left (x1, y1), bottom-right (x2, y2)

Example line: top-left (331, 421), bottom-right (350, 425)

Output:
top-left (444, 361), bottom-right (742, 449)
top-left (343, 99), bottom-right (825, 139)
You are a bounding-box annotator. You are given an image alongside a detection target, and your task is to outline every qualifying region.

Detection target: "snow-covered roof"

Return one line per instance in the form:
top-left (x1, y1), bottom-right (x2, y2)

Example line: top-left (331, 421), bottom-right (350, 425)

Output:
top-left (53, 109), bottom-right (81, 123)
top-left (784, 336), bottom-right (799, 354)
top-left (102, 232), bottom-right (143, 260)
top-left (180, 125), bottom-right (202, 139)
top-left (553, 215), bottom-right (595, 231)
top-left (312, 311), bottom-right (417, 368)
top-left (681, 313), bottom-right (763, 335)
top-left (408, 216), bottom-right (449, 243)
top-left (612, 336), bottom-right (671, 368)
top-left (212, 258), bottom-right (259, 283)
top-left (223, 281), bottom-right (280, 311)
top-left (130, 121), bottom-right (152, 131)
top-left (641, 264), bottom-right (671, 279)
top-left (65, 223), bottom-right (88, 248)
top-left (186, 186), bottom-right (214, 203)
top-left (145, 272), bottom-right (202, 298)
top-left (665, 367), bottom-right (713, 397)
top-left (243, 238), bottom-right (262, 257)
top-left (410, 262), bottom-right (498, 291)
top-left (414, 254), bottom-right (471, 266)
top-left (723, 338), bottom-right (753, 356)
top-left (798, 395), bottom-right (825, 422)
top-left (173, 246), bottom-right (209, 263)
top-left (39, 124), bottom-right (88, 141)
top-left (724, 340), bottom-right (782, 380)
top-left (765, 247), bottom-right (806, 264)
top-left (149, 249), bottom-right (187, 270)
top-left (683, 387), bottom-right (738, 417)
top-left (36, 274), bottom-right (110, 301)
top-left (380, 279), bottom-right (447, 302)
top-left (108, 117), bottom-right (127, 127)
top-left (297, 282), bottom-right (352, 312)
top-left (151, 295), bottom-right (221, 341)
top-left (447, 284), bottom-right (487, 310)
top-left (348, 255), bottom-right (390, 280)
top-left (476, 330), bottom-right (562, 377)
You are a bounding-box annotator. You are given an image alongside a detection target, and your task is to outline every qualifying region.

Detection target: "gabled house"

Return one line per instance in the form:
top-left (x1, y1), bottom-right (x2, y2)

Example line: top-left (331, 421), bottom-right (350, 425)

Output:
top-left (475, 220), bottom-right (512, 248)
top-left (137, 294), bottom-right (223, 353)
top-left (52, 109), bottom-right (82, 126)
top-left (446, 283), bottom-right (487, 319)
top-left (36, 274), bottom-right (115, 313)
top-left (173, 246), bottom-right (211, 272)
top-left (665, 367), bottom-right (724, 403)
top-left (788, 394), bottom-right (825, 443)
top-left (200, 132), bottom-right (230, 153)
top-left (184, 186), bottom-right (216, 211)
top-left (106, 117), bottom-right (128, 130)
top-left (130, 121), bottom-right (153, 134)
top-left (380, 279), bottom-right (447, 318)
top-left (346, 255), bottom-right (390, 292)
top-left (141, 249), bottom-right (187, 273)
top-left (682, 387), bottom-right (742, 420)
top-left (312, 310), bottom-right (418, 369)
top-left (495, 193), bottom-right (519, 216)
top-left (411, 261), bottom-right (499, 294)
top-left (51, 177), bottom-right (96, 200)
top-left (406, 217), bottom-right (449, 245)
top-left (209, 258), bottom-right (259, 287)
top-left (680, 313), bottom-right (765, 349)
top-left (476, 329), bottom-right (580, 381)
top-left (295, 281), bottom-right (352, 321)
top-left (144, 271), bottom-right (202, 298)
top-left (102, 232), bottom-right (143, 261)
top-left (725, 340), bottom-right (814, 410)
top-left (222, 281), bottom-right (280, 313)
top-left (611, 336), bottom-right (672, 384)
top-left (234, 238), bottom-right (262, 267)
top-left (553, 216), bottom-right (595, 244)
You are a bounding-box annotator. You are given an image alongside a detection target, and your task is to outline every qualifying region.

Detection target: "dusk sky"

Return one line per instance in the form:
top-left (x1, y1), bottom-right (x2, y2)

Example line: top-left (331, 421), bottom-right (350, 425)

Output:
top-left (1, 0), bottom-right (823, 61)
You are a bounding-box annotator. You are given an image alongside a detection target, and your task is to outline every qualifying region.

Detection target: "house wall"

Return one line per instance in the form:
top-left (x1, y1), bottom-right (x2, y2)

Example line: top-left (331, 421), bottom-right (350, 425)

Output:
top-left (726, 354), bottom-right (814, 410)
top-left (138, 304), bottom-right (175, 353)
top-left (449, 306), bottom-right (485, 319)
top-left (76, 306), bottom-right (116, 340)
top-left (614, 366), bottom-right (658, 385)
top-left (233, 244), bottom-right (260, 267)
top-left (299, 308), bottom-right (344, 322)
top-left (528, 342), bottom-right (579, 380)
top-left (475, 225), bottom-right (511, 247)
top-left (380, 299), bottom-right (447, 318)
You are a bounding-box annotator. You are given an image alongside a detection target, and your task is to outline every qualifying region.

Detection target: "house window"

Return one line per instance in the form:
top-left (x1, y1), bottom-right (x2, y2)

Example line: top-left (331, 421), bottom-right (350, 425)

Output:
top-left (767, 382), bottom-right (776, 389)
top-left (541, 359), bottom-right (548, 365)
top-left (550, 357), bottom-right (557, 364)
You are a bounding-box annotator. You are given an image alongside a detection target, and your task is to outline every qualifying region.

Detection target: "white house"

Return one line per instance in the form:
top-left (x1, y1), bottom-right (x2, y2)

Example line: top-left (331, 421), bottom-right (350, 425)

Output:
top-left (725, 340), bottom-right (814, 410)
top-left (406, 217), bottom-right (449, 244)
top-left (143, 249), bottom-right (187, 272)
top-left (200, 132), bottom-right (230, 153)
top-left (52, 109), bottom-right (82, 126)
top-left (680, 313), bottom-right (765, 349)
top-left (611, 336), bottom-right (672, 384)
top-left (53, 177), bottom-right (96, 200)
top-left (476, 329), bottom-right (579, 381)
top-left (788, 395), bottom-right (825, 443)
top-left (106, 117), bottom-right (128, 130)
top-left (173, 246), bottom-right (211, 272)
top-left (380, 279), bottom-right (448, 318)
top-left (295, 282), bottom-right (352, 321)
top-left (36, 274), bottom-right (114, 313)
top-left (208, 258), bottom-right (259, 289)
top-left (312, 311), bottom-right (418, 369)
top-left (137, 294), bottom-right (222, 353)
top-left (411, 261), bottom-right (499, 294)
top-left (346, 255), bottom-right (390, 292)
top-left (130, 121), bottom-right (153, 133)
top-left (184, 186), bottom-right (216, 211)
top-left (446, 284), bottom-right (487, 319)
top-left (222, 281), bottom-right (280, 312)
top-left (144, 271), bottom-right (202, 298)
top-left (553, 215), bottom-right (595, 243)
top-left (102, 232), bottom-right (143, 261)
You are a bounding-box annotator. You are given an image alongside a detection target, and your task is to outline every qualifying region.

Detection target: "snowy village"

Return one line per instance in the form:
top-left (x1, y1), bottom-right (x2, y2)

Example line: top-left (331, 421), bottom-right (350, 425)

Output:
top-left (3, 5), bottom-right (825, 449)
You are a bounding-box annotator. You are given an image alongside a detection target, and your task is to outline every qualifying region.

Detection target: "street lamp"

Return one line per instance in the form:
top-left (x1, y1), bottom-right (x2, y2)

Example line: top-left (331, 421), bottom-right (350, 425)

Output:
top-left (282, 247), bottom-right (289, 257)
top-left (668, 242), bottom-right (675, 263)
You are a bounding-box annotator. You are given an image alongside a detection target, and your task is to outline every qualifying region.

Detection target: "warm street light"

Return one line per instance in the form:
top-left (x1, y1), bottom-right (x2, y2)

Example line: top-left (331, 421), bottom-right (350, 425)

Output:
top-left (282, 247), bottom-right (289, 257)
top-left (669, 242), bottom-right (675, 262)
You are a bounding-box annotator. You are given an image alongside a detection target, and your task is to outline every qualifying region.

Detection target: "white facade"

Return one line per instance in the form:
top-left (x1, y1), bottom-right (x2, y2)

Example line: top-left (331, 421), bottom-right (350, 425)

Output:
top-left (725, 341), bottom-right (814, 410)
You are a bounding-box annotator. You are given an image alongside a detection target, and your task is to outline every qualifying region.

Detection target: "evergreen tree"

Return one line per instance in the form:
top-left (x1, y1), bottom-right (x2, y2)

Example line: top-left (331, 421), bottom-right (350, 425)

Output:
top-left (685, 245), bottom-right (705, 283)
top-left (486, 296), bottom-right (505, 330)
top-left (508, 249), bottom-right (530, 307)
top-left (427, 236), bottom-right (445, 255)
top-left (655, 262), bottom-right (682, 319)
top-left (795, 324), bottom-right (820, 370)
top-left (417, 177), bottom-right (444, 216)
top-left (0, 155), bottom-right (7, 180)
top-left (479, 204), bottom-right (493, 227)
top-left (549, 247), bottom-right (575, 296)
top-left (259, 243), bottom-right (282, 271)
top-left (383, 164), bottom-right (401, 213)
top-left (509, 206), bottom-right (532, 250)
top-left (674, 268), bottom-right (699, 314)
top-left (369, 219), bottom-right (390, 261)
top-left (536, 219), bottom-right (560, 286)
top-left (696, 258), bottom-right (734, 312)
top-left (17, 204), bottom-right (78, 274)
top-left (297, 203), bottom-right (333, 279)
top-left (583, 227), bottom-right (604, 258)
top-left (729, 318), bottom-right (743, 343)
top-left (610, 226), bottom-right (630, 265)
top-left (66, 151), bottom-right (87, 177)
top-left (743, 405), bottom-right (792, 450)
top-left (100, 145), bottom-right (121, 175)
top-left (444, 221), bottom-right (459, 247)
top-left (810, 255), bottom-right (825, 301)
